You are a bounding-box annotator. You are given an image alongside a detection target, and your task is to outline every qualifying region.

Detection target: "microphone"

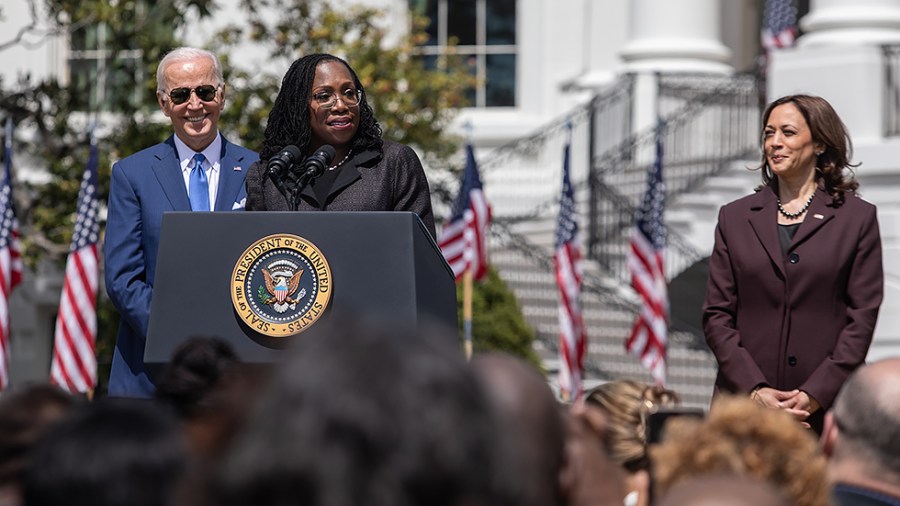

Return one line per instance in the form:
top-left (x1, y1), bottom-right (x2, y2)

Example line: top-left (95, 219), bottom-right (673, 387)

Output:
top-left (299, 145), bottom-right (336, 179)
top-left (266, 145), bottom-right (303, 197)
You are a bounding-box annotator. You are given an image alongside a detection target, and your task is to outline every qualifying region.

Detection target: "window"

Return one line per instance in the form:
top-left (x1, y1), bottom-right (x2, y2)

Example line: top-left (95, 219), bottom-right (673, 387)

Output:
top-left (68, 13), bottom-right (144, 112)
top-left (411, 0), bottom-right (517, 108)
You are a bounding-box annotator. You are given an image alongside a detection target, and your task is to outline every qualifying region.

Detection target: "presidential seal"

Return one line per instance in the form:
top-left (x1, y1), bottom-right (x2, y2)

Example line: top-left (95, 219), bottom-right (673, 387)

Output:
top-left (231, 234), bottom-right (332, 337)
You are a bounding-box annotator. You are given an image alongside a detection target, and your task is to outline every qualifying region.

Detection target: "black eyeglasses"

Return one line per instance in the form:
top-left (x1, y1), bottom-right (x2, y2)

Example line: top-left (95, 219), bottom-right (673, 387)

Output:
top-left (311, 88), bottom-right (361, 109)
top-left (167, 85), bottom-right (219, 105)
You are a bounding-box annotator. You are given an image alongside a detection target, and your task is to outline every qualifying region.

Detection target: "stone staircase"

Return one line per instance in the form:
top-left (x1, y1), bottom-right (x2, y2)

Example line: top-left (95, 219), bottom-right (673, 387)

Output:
top-left (489, 209), bottom-right (718, 409)
top-left (667, 159), bottom-right (762, 253)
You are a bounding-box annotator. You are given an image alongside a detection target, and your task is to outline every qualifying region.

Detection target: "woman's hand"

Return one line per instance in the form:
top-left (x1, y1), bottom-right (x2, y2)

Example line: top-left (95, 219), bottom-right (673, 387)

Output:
top-left (752, 387), bottom-right (813, 427)
top-left (781, 390), bottom-right (821, 414)
top-left (751, 387), bottom-right (796, 409)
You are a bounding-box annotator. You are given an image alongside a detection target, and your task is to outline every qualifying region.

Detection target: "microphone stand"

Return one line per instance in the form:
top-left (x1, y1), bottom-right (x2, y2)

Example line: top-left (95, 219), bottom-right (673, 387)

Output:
top-left (289, 146), bottom-right (335, 211)
top-left (292, 167), bottom-right (321, 211)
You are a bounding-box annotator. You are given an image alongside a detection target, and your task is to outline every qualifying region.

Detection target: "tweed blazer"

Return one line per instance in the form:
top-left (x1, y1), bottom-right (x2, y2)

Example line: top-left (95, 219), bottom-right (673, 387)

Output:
top-left (702, 181), bottom-right (883, 411)
top-left (246, 139), bottom-right (436, 238)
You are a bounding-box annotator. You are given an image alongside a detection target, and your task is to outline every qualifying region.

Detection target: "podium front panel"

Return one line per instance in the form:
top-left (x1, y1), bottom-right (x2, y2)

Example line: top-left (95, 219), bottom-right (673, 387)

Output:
top-left (145, 212), bottom-right (456, 370)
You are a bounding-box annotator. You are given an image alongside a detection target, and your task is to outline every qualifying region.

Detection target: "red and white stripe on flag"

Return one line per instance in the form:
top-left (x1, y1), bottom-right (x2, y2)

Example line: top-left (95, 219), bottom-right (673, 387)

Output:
top-left (556, 240), bottom-right (586, 399)
top-left (438, 144), bottom-right (491, 281)
top-left (50, 138), bottom-right (100, 393)
top-left (761, 0), bottom-right (797, 51)
top-left (554, 139), bottom-right (586, 400)
top-left (0, 240), bottom-right (22, 390)
top-left (626, 228), bottom-right (668, 385)
top-left (0, 119), bottom-right (24, 390)
top-left (50, 245), bottom-right (99, 392)
top-left (626, 123), bottom-right (668, 385)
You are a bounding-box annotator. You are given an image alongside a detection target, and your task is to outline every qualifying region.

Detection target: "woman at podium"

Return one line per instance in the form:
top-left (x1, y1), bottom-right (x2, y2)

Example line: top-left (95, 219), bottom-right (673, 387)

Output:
top-left (246, 53), bottom-right (436, 239)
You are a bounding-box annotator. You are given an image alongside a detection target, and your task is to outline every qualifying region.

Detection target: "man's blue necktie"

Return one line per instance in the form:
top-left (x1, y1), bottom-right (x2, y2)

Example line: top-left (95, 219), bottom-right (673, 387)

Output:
top-left (189, 153), bottom-right (210, 211)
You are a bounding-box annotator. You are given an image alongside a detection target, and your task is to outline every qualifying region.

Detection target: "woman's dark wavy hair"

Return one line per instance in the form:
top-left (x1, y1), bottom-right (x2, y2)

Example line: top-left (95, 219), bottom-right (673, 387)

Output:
top-left (260, 53), bottom-right (382, 161)
top-left (757, 94), bottom-right (859, 204)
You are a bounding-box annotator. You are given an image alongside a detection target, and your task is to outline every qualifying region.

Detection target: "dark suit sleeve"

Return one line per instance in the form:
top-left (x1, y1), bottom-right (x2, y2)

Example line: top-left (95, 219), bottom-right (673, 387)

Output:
top-left (801, 205), bottom-right (883, 408)
top-left (245, 160), bottom-right (267, 211)
top-left (703, 206), bottom-right (769, 392)
top-left (104, 161), bottom-right (152, 340)
top-left (390, 144), bottom-right (436, 239)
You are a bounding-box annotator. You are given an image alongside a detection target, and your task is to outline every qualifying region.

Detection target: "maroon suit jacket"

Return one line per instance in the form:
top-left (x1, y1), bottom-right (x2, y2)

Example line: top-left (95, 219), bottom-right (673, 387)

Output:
top-left (703, 182), bottom-right (883, 411)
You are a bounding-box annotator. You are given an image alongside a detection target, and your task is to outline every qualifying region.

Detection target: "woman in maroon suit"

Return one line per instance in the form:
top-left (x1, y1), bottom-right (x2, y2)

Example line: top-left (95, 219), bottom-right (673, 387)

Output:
top-left (703, 94), bottom-right (883, 433)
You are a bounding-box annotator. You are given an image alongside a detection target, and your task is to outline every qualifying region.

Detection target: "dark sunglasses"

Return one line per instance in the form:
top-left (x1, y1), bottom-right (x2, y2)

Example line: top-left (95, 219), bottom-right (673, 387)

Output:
top-left (167, 85), bottom-right (218, 105)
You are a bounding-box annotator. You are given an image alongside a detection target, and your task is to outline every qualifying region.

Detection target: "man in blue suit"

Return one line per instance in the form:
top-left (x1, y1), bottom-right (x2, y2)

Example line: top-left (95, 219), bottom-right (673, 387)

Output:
top-left (104, 47), bottom-right (258, 397)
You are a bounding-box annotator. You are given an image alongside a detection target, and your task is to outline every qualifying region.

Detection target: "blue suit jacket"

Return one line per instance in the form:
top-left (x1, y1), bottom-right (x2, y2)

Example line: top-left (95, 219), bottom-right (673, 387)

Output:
top-left (104, 135), bottom-right (258, 397)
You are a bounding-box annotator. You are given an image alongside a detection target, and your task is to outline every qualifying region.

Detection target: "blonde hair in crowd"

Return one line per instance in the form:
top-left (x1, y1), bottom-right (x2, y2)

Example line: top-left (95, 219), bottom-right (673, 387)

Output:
top-left (584, 380), bottom-right (679, 471)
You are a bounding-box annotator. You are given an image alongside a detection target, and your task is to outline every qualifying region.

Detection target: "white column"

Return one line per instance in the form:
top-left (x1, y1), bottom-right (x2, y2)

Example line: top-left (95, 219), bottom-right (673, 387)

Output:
top-left (799, 0), bottom-right (900, 47)
top-left (619, 0), bottom-right (732, 74)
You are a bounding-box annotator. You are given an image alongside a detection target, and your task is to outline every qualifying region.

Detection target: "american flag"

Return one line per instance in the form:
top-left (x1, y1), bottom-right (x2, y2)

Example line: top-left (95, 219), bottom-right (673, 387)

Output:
top-left (438, 143), bottom-right (491, 281)
top-left (762, 0), bottom-right (797, 51)
top-left (626, 124), bottom-right (668, 385)
top-left (555, 139), bottom-right (586, 400)
top-left (50, 134), bottom-right (100, 393)
top-left (0, 119), bottom-right (23, 390)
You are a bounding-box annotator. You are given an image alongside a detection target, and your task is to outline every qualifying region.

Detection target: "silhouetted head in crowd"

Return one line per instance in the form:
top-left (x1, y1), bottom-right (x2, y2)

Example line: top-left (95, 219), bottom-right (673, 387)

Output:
top-left (651, 395), bottom-right (829, 506)
top-left (0, 384), bottom-right (75, 506)
top-left (23, 398), bottom-right (187, 506)
top-left (656, 474), bottom-right (790, 506)
top-left (560, 407), bottom-right (627, 506)
top-left (154, 335), bottom-right (240, 418)
top-left (822, 357), bottom-right (900, 501)
top-left (470, 352), bottom-right (566, 506)
top-left (213, 317), bottom-right (503, 506)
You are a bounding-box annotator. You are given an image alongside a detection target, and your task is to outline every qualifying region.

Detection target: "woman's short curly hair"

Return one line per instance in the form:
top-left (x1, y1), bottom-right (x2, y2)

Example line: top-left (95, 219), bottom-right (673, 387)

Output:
top-left (650, 395), bottom-right (829, 506)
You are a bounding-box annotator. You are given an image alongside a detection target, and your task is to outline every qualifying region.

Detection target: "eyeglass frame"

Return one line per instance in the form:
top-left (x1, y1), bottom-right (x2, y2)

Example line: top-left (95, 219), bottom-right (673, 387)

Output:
top-left (165, 84), bottom-right (222, 105)
top-left (310, 88), bottom-right (362, 109)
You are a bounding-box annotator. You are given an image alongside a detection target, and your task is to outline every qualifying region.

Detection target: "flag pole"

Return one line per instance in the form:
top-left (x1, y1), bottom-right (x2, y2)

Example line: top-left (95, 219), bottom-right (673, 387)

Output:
top-left (87, 120), bottom-right (96, 402)
top-left (462, 120), bottom-right (474, 360)
top-left (463, 269), bottom-right (473, 360)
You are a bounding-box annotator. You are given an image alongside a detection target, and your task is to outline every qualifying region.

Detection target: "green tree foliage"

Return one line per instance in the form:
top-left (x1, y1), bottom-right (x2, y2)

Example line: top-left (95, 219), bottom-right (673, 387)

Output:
top-left (462, 268), bottom-right (540, 367)
top-left (0, 0), bottom-right (535, 382)
top-left (215, 0), bottom-right (475, 167)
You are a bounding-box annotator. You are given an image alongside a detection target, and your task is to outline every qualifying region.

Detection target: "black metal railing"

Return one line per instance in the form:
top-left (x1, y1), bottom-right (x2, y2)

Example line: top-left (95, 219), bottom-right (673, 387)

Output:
top-left (586, 73), bottom-right (760, 282)
top-left (450, 72), bottom-right (759, 288)
top-left (466, 74), bottom-right (635, 225)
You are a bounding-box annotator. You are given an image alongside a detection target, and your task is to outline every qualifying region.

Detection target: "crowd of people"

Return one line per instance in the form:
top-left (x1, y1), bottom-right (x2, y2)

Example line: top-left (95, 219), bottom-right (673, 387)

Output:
top-left (1, 326), bottom-right (899, 506)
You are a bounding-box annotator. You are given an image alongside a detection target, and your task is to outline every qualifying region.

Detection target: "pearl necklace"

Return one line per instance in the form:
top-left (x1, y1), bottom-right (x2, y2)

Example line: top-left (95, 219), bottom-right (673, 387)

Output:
top-left (327, 151), bottom-right (352, 171)
top-left (776, 192), bottom-right (815, 220)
